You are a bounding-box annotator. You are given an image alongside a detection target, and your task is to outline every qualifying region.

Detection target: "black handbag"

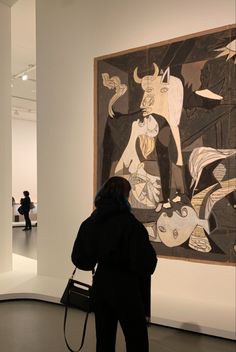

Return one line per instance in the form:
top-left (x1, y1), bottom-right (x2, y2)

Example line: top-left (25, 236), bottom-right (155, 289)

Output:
top-left (17, 206), bottom-right (24, 215)
top-left (60, 267), bottom-right (94, 352)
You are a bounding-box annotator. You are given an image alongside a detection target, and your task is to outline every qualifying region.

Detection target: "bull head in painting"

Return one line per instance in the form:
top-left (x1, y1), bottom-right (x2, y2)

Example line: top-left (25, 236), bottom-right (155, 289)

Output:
top-left (134, 63), bottom-right (184, 126)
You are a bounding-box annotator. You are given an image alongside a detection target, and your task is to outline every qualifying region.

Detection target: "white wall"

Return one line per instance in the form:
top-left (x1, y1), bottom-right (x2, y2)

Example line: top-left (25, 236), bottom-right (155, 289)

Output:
top-left (36, 0), bottom-right (236, 338)
top-left (0, 0), bottom-right (18, 7)
top-left (0, 2), bottom-right (12, 273)
top-left (12, 117), bottom-right (37, 203)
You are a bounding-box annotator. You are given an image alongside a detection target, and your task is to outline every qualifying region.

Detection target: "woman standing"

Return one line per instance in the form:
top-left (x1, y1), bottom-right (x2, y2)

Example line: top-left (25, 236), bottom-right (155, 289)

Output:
top-left (71, 176), bottom-right (157, 352)
top-left (20, 190), bottom-right (32, 231)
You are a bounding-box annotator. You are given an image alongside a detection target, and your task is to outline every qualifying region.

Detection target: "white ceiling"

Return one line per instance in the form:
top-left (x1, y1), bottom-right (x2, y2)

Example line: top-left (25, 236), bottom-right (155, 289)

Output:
top-left (11, 0), bottom-right (36, 120)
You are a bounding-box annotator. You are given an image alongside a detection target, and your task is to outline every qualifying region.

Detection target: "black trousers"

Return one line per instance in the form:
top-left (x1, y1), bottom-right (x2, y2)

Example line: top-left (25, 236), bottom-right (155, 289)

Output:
top-left (24, 211), bottom-right (31, 229)
top-left (94, 294), bottom-right (149, 352)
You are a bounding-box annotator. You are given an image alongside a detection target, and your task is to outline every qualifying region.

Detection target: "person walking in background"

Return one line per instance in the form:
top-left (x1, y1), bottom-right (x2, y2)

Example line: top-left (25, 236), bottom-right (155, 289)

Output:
top-left (20, 191), bottom-right (32, 231)
top-left (71, 176), bottom-right (157, 352)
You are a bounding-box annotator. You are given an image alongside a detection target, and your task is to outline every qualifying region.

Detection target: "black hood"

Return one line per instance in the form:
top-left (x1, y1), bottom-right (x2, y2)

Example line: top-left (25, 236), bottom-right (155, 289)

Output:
top-left (91, 197), bottom-right (130, 223)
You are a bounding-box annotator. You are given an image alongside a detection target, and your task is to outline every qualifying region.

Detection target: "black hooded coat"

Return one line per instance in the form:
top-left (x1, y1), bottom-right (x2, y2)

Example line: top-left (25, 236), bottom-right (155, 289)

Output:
top-left (71, 198), bottom-right (157, 319)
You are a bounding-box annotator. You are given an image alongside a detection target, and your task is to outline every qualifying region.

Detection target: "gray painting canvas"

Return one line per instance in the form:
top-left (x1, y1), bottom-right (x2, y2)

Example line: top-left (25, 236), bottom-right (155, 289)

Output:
top-left (94, 25), bottom-right (236, 265)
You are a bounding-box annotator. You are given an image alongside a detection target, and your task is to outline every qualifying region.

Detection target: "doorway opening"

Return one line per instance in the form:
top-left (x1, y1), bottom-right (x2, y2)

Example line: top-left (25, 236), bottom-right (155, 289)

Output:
top-left (11, 0), bottom-right (37, 269)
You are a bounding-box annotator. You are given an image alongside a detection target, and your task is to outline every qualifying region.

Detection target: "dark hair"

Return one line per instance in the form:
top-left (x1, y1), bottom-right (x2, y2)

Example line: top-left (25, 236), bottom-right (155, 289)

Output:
top-left (23, 191), bottom-right (30, 197)
top-left (95, 176), bottom-right (131, 209)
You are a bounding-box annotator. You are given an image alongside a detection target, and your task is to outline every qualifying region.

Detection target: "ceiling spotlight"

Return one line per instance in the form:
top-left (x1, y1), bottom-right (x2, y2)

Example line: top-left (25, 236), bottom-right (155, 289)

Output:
top-left (21, 74), bottom-right (28, 81)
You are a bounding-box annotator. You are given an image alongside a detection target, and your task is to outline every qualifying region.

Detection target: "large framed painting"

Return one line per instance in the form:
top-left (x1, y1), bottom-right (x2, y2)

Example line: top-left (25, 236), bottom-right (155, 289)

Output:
top-left (94, 24), bottom-right (236, 265)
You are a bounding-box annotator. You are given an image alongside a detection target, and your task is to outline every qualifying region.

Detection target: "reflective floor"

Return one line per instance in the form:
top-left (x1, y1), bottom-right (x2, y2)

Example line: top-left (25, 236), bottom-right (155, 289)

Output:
top-left (10, 227), bottom-right (236, 351)
top-left (13, 226), bottom-right (37, 259)
top-left (0, 300), bottom-right (235, 352)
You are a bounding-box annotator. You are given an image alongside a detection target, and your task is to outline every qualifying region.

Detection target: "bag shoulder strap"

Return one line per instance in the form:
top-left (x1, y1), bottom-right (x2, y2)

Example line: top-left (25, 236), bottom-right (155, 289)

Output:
top-left (62, 266), bottom-right (95, 352)
top-left (63, 306), bottom-right (89, 352)
top-left (72, 266), bottom-right (95, 279)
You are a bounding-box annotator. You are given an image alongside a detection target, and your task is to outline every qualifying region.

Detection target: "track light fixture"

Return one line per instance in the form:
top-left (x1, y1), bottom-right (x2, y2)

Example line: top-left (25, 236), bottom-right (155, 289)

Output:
top-left (21, 74), bottom-right (28, 81)
top-left (13, 64), bottom-right (36, 80)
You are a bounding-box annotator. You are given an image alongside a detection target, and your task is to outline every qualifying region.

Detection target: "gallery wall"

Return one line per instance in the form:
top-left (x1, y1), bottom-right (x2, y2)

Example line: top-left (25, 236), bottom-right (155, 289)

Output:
top-left (36, 0), bottom-right (236, 338)
top-left (0, 2), bottom-right (12, 273)
top-left (12, 117), bottom-right (37, 203)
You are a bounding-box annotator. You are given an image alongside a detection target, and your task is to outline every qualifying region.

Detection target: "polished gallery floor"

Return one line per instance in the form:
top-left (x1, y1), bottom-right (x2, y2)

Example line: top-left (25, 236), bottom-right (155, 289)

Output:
top-left (5, 227), bottom-right (235, 352)
top-left (1, 300), bottom-right (236, 352)
top-left (13, 225), bottom-right (37, 260)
